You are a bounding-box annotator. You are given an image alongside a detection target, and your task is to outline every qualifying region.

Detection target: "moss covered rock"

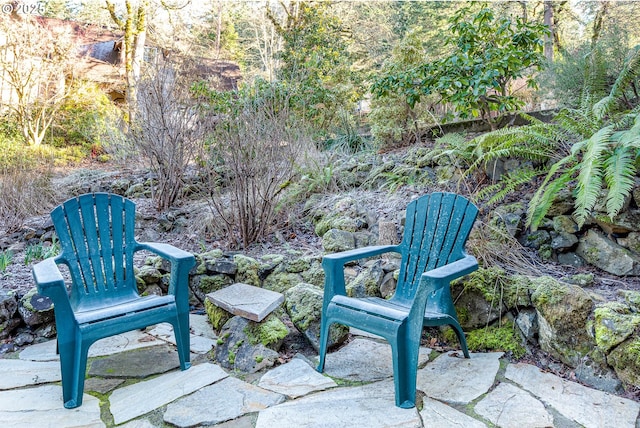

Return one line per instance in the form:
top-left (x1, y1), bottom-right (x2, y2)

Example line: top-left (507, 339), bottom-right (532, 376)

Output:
top-left (607, 337), bottom-right (640, 388)
top-left (465, 320), bottom-right (526, 358)
top-left (263, 271), bottom-right (304, 294)
top-left (284, 283), bottom-right (348, 351)
top-left (593, 303), bottom-right (640, 353)
top-left (322, 229), bottom-right (356, 253)
top-left (346, 260), bottom-right (384, 298)
top-left (244, 313), bottom-right (289, 351)
top-left (204, 298), bottom-right (232, 331)
top-left (451, 267), bottom-right (507, 329)
top-left (234, 254), bottom-right (262, 286)
top-left (213, 316), bottom-right (279, 373)
top-left (531, 276), bottom-right (595, 367)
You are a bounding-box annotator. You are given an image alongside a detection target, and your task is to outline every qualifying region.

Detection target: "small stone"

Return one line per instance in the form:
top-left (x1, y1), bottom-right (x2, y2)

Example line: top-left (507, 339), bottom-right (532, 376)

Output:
top-left (206, 283), bottom-right (284, 322)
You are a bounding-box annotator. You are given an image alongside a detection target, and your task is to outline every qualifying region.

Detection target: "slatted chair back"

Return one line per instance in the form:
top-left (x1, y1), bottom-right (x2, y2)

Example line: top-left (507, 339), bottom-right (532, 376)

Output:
top-left (51, 193), bottom-right (139, 312)
top-left (392, 192), bottom-right (478, 306)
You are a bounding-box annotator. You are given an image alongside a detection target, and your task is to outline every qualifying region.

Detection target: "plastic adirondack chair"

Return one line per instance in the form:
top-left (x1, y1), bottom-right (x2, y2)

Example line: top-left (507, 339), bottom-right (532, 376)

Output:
top-left (32, 193), bottom-right (195, 409)
top-left (316, 192), bottom-right (479, 409)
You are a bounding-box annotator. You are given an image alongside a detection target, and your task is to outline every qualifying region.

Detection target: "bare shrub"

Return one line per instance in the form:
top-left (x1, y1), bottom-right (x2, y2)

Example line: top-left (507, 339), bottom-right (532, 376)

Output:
top-left (202, 81), bottom-right (315, 248)
top-left (0, 142), bottom-right (55, 233)
top-left (130, 60), bottom-right (208, 210)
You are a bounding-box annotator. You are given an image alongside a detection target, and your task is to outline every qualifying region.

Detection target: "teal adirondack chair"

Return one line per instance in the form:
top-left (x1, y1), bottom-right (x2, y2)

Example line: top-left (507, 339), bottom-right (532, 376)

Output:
top-left (32, 193), bottom-right (195, 409)
top-left (316, 192), bottom-right (478, 409)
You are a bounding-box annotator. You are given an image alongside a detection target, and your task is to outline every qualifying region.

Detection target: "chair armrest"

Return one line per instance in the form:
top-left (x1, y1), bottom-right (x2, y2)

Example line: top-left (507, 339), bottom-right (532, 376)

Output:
top-left (136, 242), bottom-right (195, 300)
top-left (409, 254), bottom-right (478, 321)
top-left (321, 245), bottom-right (400, 313)
top-left (32, 256), bottom-right (65, 293)
top-left (32, 256), bottom-right (74, 317)
top-left (137, 242), bottom-right (195, 265)
top-left (422, 254), bottom-right (478, 283)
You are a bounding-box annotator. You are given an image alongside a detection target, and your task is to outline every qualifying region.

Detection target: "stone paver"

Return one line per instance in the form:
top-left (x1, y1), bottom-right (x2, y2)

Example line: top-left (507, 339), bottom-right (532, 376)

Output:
top-left (258, 357), bottom-right (337, 398)
top-left (474, 382), bottom-right (553, 428)
top-left (0, 384), bottom-right (103, 427)
top-left (420, 397), bottom-right (487, 428)
top-left (417, 352), bottom-right (503, 404)
top-left (506, 363), bottom-right (640, 428)
top-left (164, 376), bottom-right (285, 427)
top-left (322, 337), bottom-right (431, 382)
top-left (206, 282), bottom-right (284, 322)
top-left (255, 379), bottom-right (422, 428)
top-left (146, 320), bottom-right (217, 354)
top-left (0, 359), bottom-right (61, 389)
top-left (18, 329), bottom-right (165, 361)
top-left (88, 344), bottom-right (180, 378)
top-left (109, 362), bottom-right (228, 425)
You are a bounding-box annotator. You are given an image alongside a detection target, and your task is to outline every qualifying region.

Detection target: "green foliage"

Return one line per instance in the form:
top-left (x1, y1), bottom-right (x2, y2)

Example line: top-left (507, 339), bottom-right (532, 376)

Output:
top-left (0, 250), bottom-right (12, 272)
top-left (322, 109), bottom-right (370, 154)
top-left (527, 89), bottom-right (640, 229)
top-left (368, 27), bottom-right (440, 148)
top-left (268, 1), bottom-right (363, 133)
top-left (465, 320), bottom-right (526, 359)
top-left (23, 238), bottom-right (60, 266)
top-left (372, 3), bottom-right (548, 127)
top-left (53, 82), bottom-right (118, 152)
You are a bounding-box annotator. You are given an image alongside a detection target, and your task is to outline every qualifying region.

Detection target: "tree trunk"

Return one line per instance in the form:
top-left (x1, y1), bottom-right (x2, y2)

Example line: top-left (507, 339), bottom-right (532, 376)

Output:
top-left (544, 1), bottom-right (554, 62)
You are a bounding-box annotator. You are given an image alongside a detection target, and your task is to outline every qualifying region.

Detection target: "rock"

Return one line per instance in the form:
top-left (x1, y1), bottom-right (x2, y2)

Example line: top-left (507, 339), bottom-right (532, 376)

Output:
top-left (593, 303), bottom-right (640, 353)
top-left (205, 259), bottom-right (237, 275)
top-left (618, 290), bottom-right (640, 311)
top-left (451, 267), bottom-right (507, 329)
top-left (346, 260), bottom-right (384, 298)
top-left (0, 290), bottom-right (18, 339)
top-left (617, 231), bottom-right (640, 255)
top-left (557, 252), bottom-right (585, 267)
top-left (135, 265), bottom-right (163, 285)
top-left (17, 288), bottom-right (54, 327)
top-left (214, 316), bottom-right (280, 373)
top-left (263, 271), bottom-right (304, 294)
top-left (515, 308), bottom-right (538, 342)
top-left (321, 229), bottom-right (355, 253)
top-left (233, 254), bottom-right (262, 286)
top-left (576, 229), bottom-right (640, 276)
top-left (521, 230), bottom-right (551, 249)
top-left (551, 232), bottom-right (578, 250)
top-left (553, 215), bottom-right (579, 234)
top-left (206, 283), bottom-right (284, 323)
top-left (574, 355), bottom-right (623, 394)
top-left (546, 188), bottom-right (574, 216)
top-left (531, 276), bottom-right (595, 367)
top-left (284, 283), bottom-right (348, 352)
top-left (204, 299), bottom-right (232, 331)
top-left (190, 274), bottom-right (234, 303)
top-left (607, 337), bottom-right (640, 388)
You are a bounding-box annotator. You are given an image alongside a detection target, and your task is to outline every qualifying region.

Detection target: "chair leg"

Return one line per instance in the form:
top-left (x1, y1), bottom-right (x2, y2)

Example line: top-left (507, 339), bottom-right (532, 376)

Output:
top-left (59, 334), bottom-right (90, 409)
top-left (450, 322), bottom-right (470, 358)
top-left (390, 334), bottom-right (419, 409)
top-left (172, 314), bottom-right (191, 371)
top-left (316, 317), bottom-right (331, 373)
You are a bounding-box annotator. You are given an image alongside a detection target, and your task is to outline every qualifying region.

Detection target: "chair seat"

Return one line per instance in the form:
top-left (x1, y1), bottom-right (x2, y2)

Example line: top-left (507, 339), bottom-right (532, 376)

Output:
top-left (331, 295), bottom-right (409, 321)
top-left (74, 294), bottom-right (176, 325)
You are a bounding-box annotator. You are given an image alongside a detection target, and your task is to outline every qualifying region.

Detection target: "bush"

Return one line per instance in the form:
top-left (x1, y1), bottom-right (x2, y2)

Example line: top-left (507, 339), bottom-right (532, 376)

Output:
top-left (201, 80), bottom-right (315, 248)
top-left (0, 129), bottom-right (56, 233)
top-left (130, 61), bottom-right (209, 210)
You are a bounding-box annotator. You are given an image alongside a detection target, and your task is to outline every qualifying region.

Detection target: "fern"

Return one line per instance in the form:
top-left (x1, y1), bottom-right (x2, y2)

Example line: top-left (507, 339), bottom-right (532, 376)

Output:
top-left (603, 145), bottom-right (636, 218)
top-left (475, 167), bottom-right (543, 205)
top-left (573, 126), bottom-right (612, 226)
top-left (525, 155), bottom-right (577, 230)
